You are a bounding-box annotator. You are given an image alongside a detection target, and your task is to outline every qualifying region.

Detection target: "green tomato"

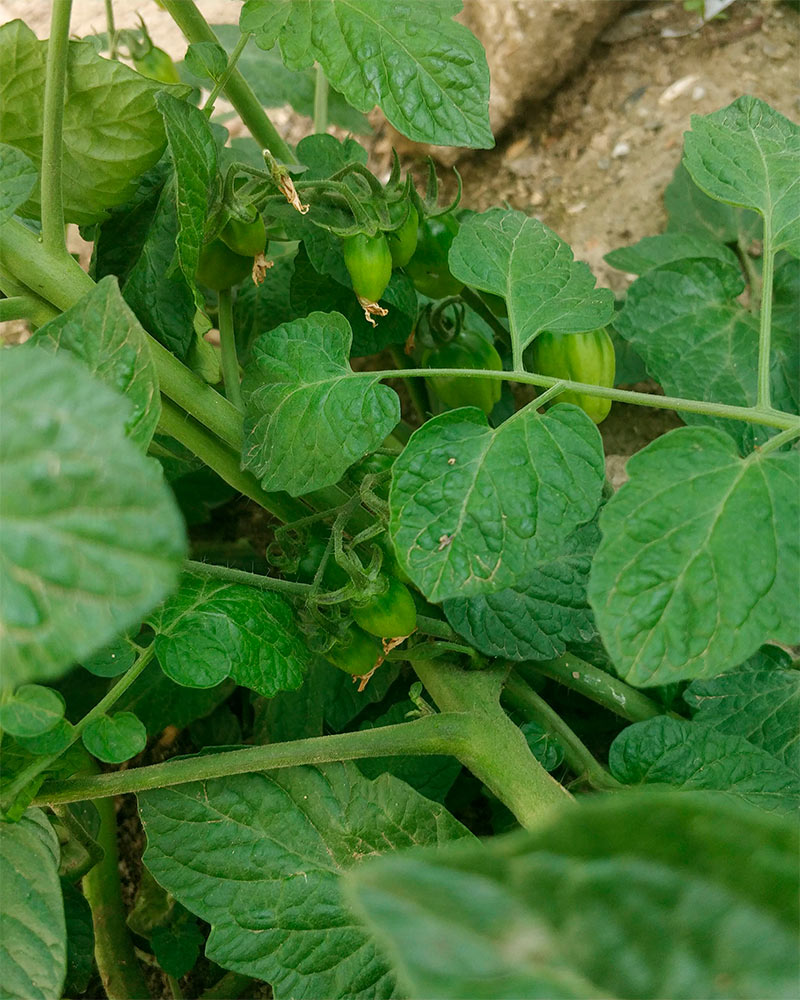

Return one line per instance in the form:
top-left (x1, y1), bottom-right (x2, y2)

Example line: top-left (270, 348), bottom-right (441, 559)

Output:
top-left (352, 576), bottom-right (417, 638)
top-left (424, 329), bottom-right (503, 414)
top-left (324, 627), bottom-right (384, 676)
top-left (530, 328), bottom-right (616, 424)
top-left (343, 232), bottom-right (392, 302)
top-left (133, 47), bottom-right (181, 84)
top-left (405, 214), bottom-right (464, 299)
top-left (386, 203), bottom-right (419, 268)
top-left (220, 214), bottom-right (267, 257)
top-left (195, 239), bottom-right (251, 291)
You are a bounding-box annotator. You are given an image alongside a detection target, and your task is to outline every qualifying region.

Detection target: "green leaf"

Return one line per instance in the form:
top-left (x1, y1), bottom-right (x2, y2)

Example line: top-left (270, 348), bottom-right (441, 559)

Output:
top-left (0, 809), bottom-right (66, 1000)
top-left (610, 716), bottom-right (799, 813)
top-left (184, 40), bottom-right (228, 80)
top-left (233, 251), bottom-right (298, 363)
top-left (443, 520), bottom-right (599, 661)
top-left (0, 142), bottom-right (36, 225)
top-left (683, 96), bottom-right (800, 256)
top-left (605, 232), bottom-right (740, 275)
top-left (290, 247), bottom-right (417, 357)
top-left (0, 741), bottom-right (90, 823)
top-left (448, 208), bottom-right (615, 363)
top-left (27, 276), bottom-right (161, 449)
top-left (588, 426), bottom-right (800, 686)
top-left (0, 348), bottom-right (186, 691)
top-left (614, 257), bottom-right (798, 453)
top-left (156, 92), bottom-right (218, 286)
top-left (241, 0), bottom-right (492, 148)
top-left (82, 711), bottom-right (147, 764)
top-left (15, 718), bottom-right (75, 757)
top-left (61, 879), bottom-right (95, 997)
top-left (0, 685), bottom-right (65, 738)
top-left (519, 721), bottom-right (564, 771)
top-left (684, 645), bottom-right (800, 774)
top-left (242, 312), bottom-right (400, 496)
top-left (147, 571), bottom-right (311, 697)
top-left (389, 404), bottom-right (605, 603)
top-left (139, 763), bottom-right (471, 999)
top-left (151, 918), bottom-right (204, 979)
top-left (664, 161), bottom-right (761, 245)
top-left (321, 658), bottom-right (401, 733)
top-left (345, 790), bottom-right (800, 1000)
top-left (0, 20), bottom-right (186, 224)
top-left (81, 633), bottom-right (138, 677)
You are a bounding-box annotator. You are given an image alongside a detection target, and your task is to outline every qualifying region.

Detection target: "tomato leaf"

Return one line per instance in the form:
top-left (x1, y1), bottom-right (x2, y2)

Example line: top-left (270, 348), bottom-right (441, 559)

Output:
top-left (0, 686), bottom-right (65, 739)
top-left (0, 20), bottom-right (187, 224)
top-left (147, 571), bottom-right (312, 697)
top-left (588, 426), bottom-right (800, 687)
top-left (139, 763), bottom-right (472, 999)
top-left (449, 208), bottom-right (615, 365)
top-left (345, 791), bottom-right (800, 1000)
top-left (242, 312), bottom-right (400, 496)
top-left (241, 0), bottom-right (492, 148)
top-left (0, 809), bottom-right (66, 1000)
top-left (389, 404), bottom-right (605, 604)
top-left (0, 348), bottom-right (186, 691)
top-left (0, 142), bottom-right (36, 225)
top-left (28, 276), bottom-right (161, 450)
top-left (81, 711), bottom-right (147, 764)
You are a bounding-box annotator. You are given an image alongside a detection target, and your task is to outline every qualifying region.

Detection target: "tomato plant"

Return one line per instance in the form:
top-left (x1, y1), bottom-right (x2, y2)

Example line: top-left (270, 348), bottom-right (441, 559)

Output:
top-left (0, 3), bottom-right (797, 1000)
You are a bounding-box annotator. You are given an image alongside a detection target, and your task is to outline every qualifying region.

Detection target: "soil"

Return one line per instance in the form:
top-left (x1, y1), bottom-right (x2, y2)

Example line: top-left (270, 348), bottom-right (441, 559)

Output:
top-left (1, 3), bottom-right (797, 995)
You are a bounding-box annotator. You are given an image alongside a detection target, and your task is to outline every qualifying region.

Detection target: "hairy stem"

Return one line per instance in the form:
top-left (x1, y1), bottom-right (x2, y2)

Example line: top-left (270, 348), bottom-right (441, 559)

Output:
top-left (313, 63), bottom-right (329, 134)
top-left (186, 558), bottom-right (313, 596)
top-left (217, 287), bottom-right (243, 410)
top-left (503, 673), bottom-right (622, 791)
top-left (82, 795), bottom-right (151, 1000)
top-left (203, 30), bottom-right (250, 114)
top-left (157, 399), bottom-right (309, 522)
top-left (41, 0), bottom-right (72, 253)
top-left (757, 224), bottom-right (774, 410)
top-left (104, 0), bottom-right (117, 59)
top-left (160, 0), bottom-right (296, 163)
top-left (517, 655), bottom-right (667, 723)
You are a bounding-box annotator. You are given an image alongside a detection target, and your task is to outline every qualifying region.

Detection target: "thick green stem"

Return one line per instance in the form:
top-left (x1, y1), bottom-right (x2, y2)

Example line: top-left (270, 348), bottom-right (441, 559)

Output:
top-left (41, 0), bottom-right (72, 253)
top-left (160, 0), bottom-right (296, 163)
top-left (503, 673), bottom-right (622, 791)
top-left (186, 558), bottom-right (312, 596)
top-left (157, 399), bottom-right (308, 522)
top-left (217, 287), bottom-right (243, 410)
top-left (757, 226), bottom-right (774, 410)
top-left (313, 63), bottom-right (329, 134)
top-left (412, 660), bottom-right (573, 827)
top-left (33, 713), bottom-right (475, 805)
top-left (517, 655), bottom-right (667, 724)
top-left (203, 31), bottom-right (250, 114)
top-left (1, 648), bottom-right (155, 813)
top-left (82, 795), bottom-right (151, 1000)
top-left (0, 295), bottom-right (53, 325)
top-left (104, 0), bottom-right (117, 59)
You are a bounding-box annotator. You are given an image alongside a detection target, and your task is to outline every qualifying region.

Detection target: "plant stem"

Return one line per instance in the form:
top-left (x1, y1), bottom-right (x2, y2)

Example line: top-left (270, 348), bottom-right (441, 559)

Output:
top-left (203, 30), bottom-right (250, 114)
top-left (157, 399), bottom-right (309, 522)
top-left (33, 713), bottom-right (476, 805)
top-left (1, 648), bottom-right (156, 813)
top-left (217, 288), bottom-right (243, 410)
top-left (104, 0), bottom-right (117, 59)
top-left (517, 655), bottom-right (667, 724)
top-left (82, 795), bottom-right (152, 1000)
top-left (503, 673), bottom-right (622, 791)
top-left (459, 286), bottom-right (511, 347)
top-left (313, 63), bottom-right (329, 134)
top-left (532, 381), bottom-right (565, 409)
top-left (0, 295), bottom-right (52, 324)
top-left (200, 972), bottom-right (257, 1000)
top-left (160, 0), bottom-right (296, 163)
top-left (360, 366), bottom-right (800, 433)
top-left (737, 236), bottom-right (762, 312)
top-left (186, 558), bottom-right (313, 596)
top-left (757, 226), bottom-right (774, 409)
top-left (756, 423), bottom-right (800, 457)
top-left (41, 0), bottom-right (72, 254)
top-left (389, 345), bottom-right (430, 424)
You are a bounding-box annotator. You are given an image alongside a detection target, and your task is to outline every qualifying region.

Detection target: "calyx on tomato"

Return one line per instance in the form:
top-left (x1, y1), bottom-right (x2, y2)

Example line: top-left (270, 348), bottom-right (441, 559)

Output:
top-left (195, 239), bottom-right (251, 291)
top-left (323, 627), bottom-right (384, 676)
top-left (386, 203), bottom-right (419, 268)
top-left (352, 576), bottom-right (417, 639)
top-left (424, 329), bottom-right (503, 415)
top-left (343, 232), bottom-right (392, 325)
top-left (530, 327), bottom-right (616, 424)
top-left (405, 214), bottom-right (464, 299)
top-left (220, 213), bottom-right (267, 258)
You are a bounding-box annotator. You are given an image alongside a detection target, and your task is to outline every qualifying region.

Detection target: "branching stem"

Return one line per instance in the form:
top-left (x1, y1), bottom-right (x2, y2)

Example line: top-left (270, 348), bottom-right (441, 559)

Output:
top-left (41, 0), bottom-right (73, 253)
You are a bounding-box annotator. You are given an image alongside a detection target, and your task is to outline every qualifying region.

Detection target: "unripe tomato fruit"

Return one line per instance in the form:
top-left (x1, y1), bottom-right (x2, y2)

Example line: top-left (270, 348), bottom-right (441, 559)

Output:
top-left (405, 214), bottom-right (464, 299)
top-left (352, 576), bottom-right (417, 638)
top-left (343, 233), bottom-right (392, 301)
top-left (133, 47), bottom-right (181, 84)
top-left (386, 204), bottom-right (419, 268)
top-left (195, 239), bottom-right (251, 290)
top-left (424, 329), bottom-right (503, 414)
top-left (220, 214), bottom-right (267, 257)
top-left (324, 627), bottom-right (384, 675)
top-left (530, 328), bottom-right (616, 424)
